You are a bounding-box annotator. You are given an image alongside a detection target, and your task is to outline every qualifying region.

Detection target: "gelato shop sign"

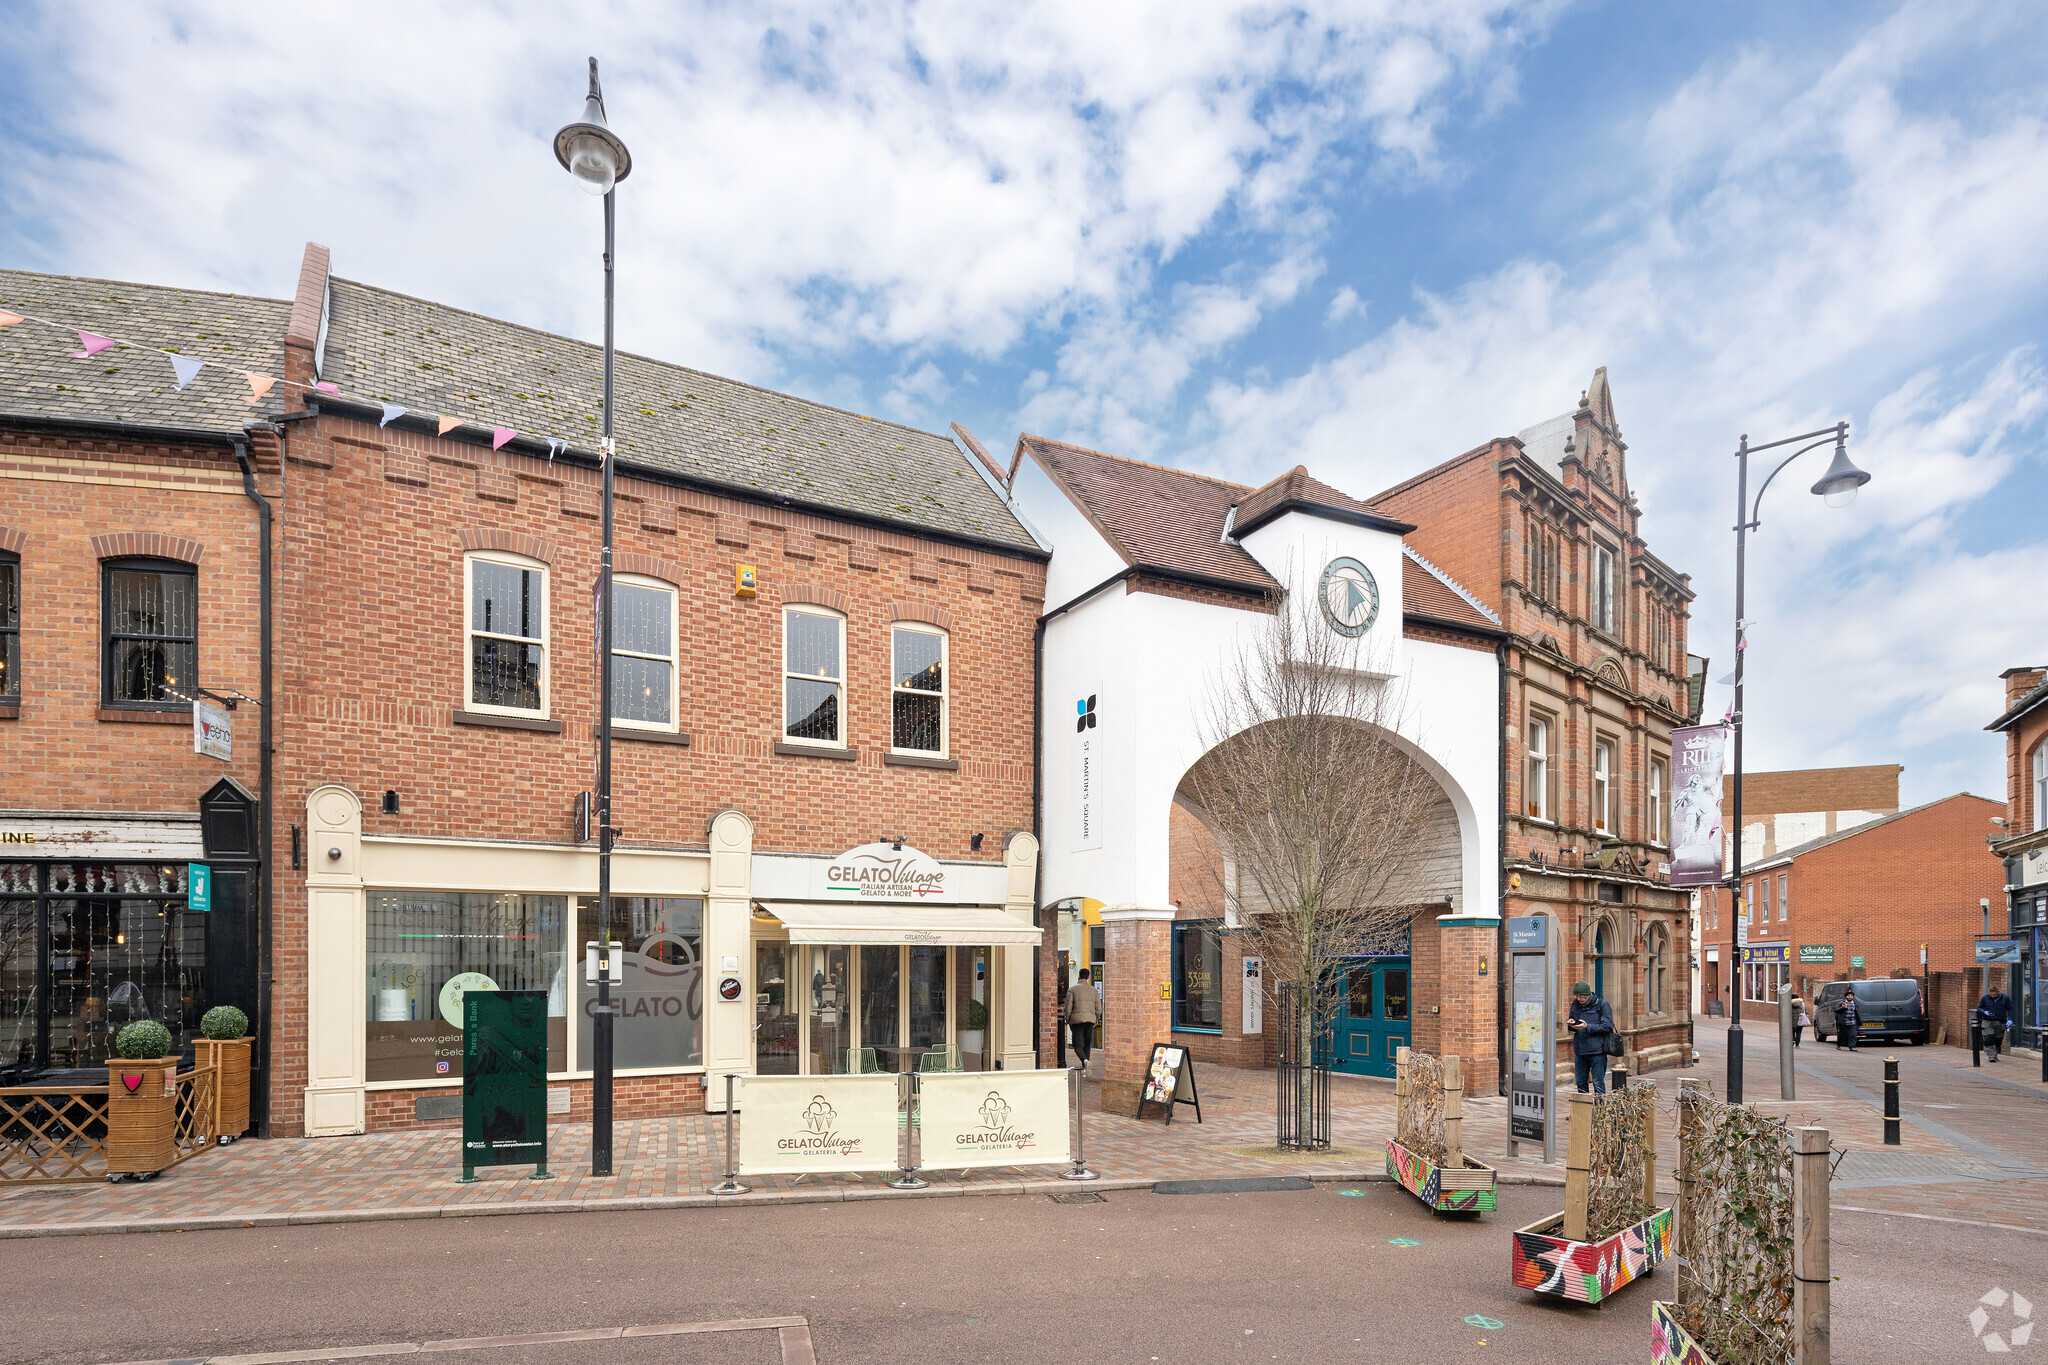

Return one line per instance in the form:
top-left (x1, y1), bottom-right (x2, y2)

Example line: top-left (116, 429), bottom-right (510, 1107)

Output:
top-left (823, 842), bottom-right (948, 899)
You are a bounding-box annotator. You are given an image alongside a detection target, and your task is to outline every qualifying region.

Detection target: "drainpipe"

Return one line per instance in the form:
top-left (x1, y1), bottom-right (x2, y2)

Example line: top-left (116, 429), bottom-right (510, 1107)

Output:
top-left (1497, 638), bottom-right (1510, 1098)
top-left (231, 437), bottom-right (274, 1136)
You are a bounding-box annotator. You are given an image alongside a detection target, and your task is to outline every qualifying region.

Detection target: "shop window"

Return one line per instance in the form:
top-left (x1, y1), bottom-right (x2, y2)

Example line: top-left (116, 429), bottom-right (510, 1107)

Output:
top-left (0, 550), bottom-right (17, 701)
top-left (1593, 740), bottom-right (1614, 833)
top-left (465, 552), bottom-right (547, 715)
top-left (1525, 716), bottom-right (1550, 820)
top-left (784, 606), bottom-right (845, 746)
top-left (754, 940), bottom-right (797, 1075)
top-left (577, 896), bottom-right (702, 1070)
top-left (1744, 958), bottom-right (1788, 1003)
top-left (858, 944), bottom-right (901, 1053)
top-left (610, 577), bottom-right (676, 730)
top-left (1593, 545), bottom-right (1616, 634)
top-left (808, 944), bottom-right (852, 1073)
top-left (908, 945), bottom-right (948, 1047)
top-left (890, 624), bottom-right (947, 755)
top-left (102, 557), bottom-right (196, 708)
top-left (1171, 920), bottom-right (1222, 1030)
top-left (1649, 757), bottom-right (1667, 845)
top-left (1382, 968), bottom-right (1409, 1021)
top-left (364, 891), bottom-right (565, 1082)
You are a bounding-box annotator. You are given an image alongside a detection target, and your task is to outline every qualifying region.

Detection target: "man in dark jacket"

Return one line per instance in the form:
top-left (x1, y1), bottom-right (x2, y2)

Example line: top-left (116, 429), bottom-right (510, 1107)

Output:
top-left (1980, 982), bottom-right (2013, 1063)
top-left (1835, 987), bottom-right (1860, 1051)
top-left (1567, 981), bottom-right (1614, 1094)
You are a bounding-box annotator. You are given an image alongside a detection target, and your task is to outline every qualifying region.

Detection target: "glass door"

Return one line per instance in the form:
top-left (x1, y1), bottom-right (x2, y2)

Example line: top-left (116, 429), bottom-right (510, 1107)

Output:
top-left (754, 941), bottom-right (797, 1075)
top-left (858, 945), bottom-right (901, 1071)
top-left (908, 946), bottom-right (948, 1063)
top-left (808, 944), bottom-right (851, 1074)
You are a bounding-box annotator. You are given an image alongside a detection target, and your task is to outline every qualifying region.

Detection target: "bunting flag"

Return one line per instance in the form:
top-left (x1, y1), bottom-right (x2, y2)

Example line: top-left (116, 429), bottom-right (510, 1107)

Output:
top-left (545, 437), bottom-right (566, 462)
top-left (491, 427), bottom-right (517, 451)
top-left (1714, 671), bottom-right (1734, 686)
top-left (72, 332), bottom-right (115, 358)
top-left (245, 373), bottom-right (276, 402)
top-left (168, 353), bottom-right (204, 390)
top-left (313, 381), bottom-right (339, 394)
top-left (378, 403), bottom-right (407, 428)
top-left (437, 415), bottom-right (461, 436)
top-left (0, 311), bottom-right (23, 327)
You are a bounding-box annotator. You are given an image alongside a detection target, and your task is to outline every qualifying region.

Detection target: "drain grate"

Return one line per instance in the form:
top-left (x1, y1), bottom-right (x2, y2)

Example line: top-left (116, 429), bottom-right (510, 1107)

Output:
top-left (1048, 1191), bottom-right (1107, 1204)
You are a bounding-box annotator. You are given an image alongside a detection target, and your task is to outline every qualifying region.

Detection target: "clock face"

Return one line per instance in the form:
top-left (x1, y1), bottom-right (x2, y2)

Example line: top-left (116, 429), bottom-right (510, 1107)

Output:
top-left (1319, 557), bottom-right (1379, 637)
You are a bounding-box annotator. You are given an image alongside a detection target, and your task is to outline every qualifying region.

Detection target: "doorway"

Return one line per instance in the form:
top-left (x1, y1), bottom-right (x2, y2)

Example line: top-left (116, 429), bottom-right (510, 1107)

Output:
top-left (1329, 958), bottom-right (1410, 1078)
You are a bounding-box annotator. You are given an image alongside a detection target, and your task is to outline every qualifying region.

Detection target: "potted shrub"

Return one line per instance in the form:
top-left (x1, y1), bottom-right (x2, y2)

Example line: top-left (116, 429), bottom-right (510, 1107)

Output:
top-left (958, 998), bottom-right (988, 1061)
top-left (192, 1005), bottom-right (252, 1142)
top-left (105, 1020), bottom-right (179, 1180)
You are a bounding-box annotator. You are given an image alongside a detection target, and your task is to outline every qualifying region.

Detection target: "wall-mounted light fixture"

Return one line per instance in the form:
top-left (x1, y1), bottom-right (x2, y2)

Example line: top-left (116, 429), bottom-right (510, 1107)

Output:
top-left (381, 790), bottom-right (400, 815)
top-left (970, 832), bottom-right (985, 851)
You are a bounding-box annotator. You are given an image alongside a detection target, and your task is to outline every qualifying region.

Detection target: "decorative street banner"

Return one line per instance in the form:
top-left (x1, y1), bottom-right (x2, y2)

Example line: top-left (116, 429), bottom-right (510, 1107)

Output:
top-left (1074, 683), bottom-right (1102, 852)
top-left (1668, 724), bottom-right (1729, 888)
top-left (736, 1073), bottom-right (899, 1176)
top-left (918, 1069), bottom-right (1070, 1171)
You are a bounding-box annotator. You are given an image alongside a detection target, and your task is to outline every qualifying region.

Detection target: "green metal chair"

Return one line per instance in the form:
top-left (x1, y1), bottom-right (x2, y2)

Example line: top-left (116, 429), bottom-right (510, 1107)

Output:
top-left (918, 1045), bottom-right (962, 1073)
top-left (846, 1046), bottom-right (879, 1075)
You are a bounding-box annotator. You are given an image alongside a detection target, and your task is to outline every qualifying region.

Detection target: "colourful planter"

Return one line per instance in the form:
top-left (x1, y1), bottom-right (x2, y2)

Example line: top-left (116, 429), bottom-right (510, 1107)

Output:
top-left (1651, 1301), bottom-right (1716, 1364)
top-left (1385, 1136), bottom-right (1497, 1213)
top-left (1511, 1205), bottom-right (1672, 1303)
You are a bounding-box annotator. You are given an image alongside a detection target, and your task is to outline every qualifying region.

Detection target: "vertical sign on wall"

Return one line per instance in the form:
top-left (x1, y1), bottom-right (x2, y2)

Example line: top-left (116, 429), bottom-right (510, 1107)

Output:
top-left (1073, 685), bottom-right (1103, 851)
top-left (1242, 957), bottom-right (1263, 1036)
top-left (193, 698), bottom-right (233, 762)
top-left (1668, 724), bottom-right (1728, 888)
top-left (1506, 915), bottom-right (1555, 1164)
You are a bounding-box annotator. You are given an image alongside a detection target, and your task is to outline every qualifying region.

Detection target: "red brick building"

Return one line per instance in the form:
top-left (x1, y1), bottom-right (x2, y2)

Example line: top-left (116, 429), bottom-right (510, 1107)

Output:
top-left (1988, 666), bottom-right (2048, 1048)
top-left (1370, 368), bottom-right (1699, 1076)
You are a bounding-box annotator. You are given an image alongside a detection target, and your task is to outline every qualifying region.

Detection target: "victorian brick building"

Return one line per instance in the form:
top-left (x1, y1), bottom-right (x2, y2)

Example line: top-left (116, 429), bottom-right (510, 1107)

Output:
top-left (1370, 368), bottom-right (1699, 1074)
top-left (1988, 666), bottom-right (2048, 1048)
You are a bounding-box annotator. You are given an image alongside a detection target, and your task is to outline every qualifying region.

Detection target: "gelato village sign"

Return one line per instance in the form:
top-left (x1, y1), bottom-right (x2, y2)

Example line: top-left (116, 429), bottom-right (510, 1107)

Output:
top-left (823, 842), bottom-right (949, 899)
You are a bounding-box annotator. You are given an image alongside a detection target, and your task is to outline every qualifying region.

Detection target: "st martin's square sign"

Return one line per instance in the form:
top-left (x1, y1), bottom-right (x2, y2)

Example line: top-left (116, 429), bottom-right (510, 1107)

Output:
top-left (823, 842), bottom-right (949, 899)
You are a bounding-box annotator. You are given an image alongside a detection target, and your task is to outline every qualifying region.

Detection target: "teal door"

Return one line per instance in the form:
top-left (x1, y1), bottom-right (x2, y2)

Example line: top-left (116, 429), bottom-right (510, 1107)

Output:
top-left (1329, 959), bottom-right (1411, 1077)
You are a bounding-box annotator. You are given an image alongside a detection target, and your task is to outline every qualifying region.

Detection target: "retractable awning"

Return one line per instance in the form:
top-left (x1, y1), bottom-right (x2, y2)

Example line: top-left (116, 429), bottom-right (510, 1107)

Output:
top-left (756, 901), bottom-right (1041, 947)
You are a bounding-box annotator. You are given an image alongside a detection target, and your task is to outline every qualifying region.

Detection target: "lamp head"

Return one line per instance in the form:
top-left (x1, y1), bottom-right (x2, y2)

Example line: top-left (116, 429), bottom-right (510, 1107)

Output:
top-left (554, 57), bottom-right (631, 195)
top-left (1810, 434), bottom-right (1870, 509)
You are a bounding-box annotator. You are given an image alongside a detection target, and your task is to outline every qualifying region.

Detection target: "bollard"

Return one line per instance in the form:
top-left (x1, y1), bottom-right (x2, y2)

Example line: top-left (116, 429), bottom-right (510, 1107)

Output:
top-left (1882, 1057), bottom-right (1900, 1147)
top-left (1060, 1064), bottom-right (1099, 1181)
top-left (1778, 984), bottom-right (1796, 1101)
top-left (708, 1073), bottom-right (748, 1195)
top-left (1971, 1012), bottom-right (1982, 1067)
top-left (2041, 1033), bottom-right (2047, 1085)
top-left (1728, 1018), bottom-right (1744, 1105)
top-left (890, 1071), bottom-right (929, 1189)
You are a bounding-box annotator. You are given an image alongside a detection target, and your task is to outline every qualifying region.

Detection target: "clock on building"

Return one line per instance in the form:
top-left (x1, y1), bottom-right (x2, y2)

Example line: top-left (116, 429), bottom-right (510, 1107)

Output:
top-left (1319, 556), bottom-right (1380, 637)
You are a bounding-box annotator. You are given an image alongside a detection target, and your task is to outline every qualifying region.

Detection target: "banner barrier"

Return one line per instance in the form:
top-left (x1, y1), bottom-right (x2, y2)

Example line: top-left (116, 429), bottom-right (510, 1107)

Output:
top-left (917, 1068), bottom-right (1071, 1171)
top-left (735, 1073), bottom-right (900, 1177)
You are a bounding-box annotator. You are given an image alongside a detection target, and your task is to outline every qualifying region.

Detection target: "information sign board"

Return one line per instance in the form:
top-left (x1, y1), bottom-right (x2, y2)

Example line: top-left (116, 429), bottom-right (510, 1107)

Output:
top-left (918, 1069), bottom-right (1070, 1170)
top-left (187, 863), bottom-right (211, 912)
top-left (461, 990), bottom-right (549, 1181)
top-left (1507, 914), bottom-right (1555, 1162)
top-left (1137, 1044), bottom-right (1201, 1124)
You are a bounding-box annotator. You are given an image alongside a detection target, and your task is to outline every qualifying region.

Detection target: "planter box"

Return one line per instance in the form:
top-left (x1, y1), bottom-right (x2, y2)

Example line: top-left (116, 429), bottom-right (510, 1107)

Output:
top-left (1385, 1136), bottom-right (1497, 1213)
top-left (192, 1037), bottom-right (253, 1141)
top-left (1651, 1300), bottom-right (1716, 1365)
top-left (105, 1059), bottom-right (179, 1177)
top-left (1511, 1206), bottom-right (1673, 1303)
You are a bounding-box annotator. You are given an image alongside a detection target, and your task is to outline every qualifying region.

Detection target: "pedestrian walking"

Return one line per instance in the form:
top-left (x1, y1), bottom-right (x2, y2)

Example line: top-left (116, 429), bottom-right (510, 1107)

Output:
top-left (1065, 968), bottom-right (1101, 1070)
top-left (1979, 981), bottom-right (2013, 1063)
top-left (1793, 994), bottom-right (1808, 1047)
top-left (1835, 987), bottom-right (1860, 1051)
top-left (1567, 981), bottom-right (1615, 1094)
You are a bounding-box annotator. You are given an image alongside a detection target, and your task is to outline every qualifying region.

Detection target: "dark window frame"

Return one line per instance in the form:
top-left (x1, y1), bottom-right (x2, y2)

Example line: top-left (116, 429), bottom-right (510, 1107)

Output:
top-left (100, 556), bottom-right (197, 712)
top-left (0, 549), bottom-right (18, 701)
top-left (1170, 918), bottom-right (1224, 1032)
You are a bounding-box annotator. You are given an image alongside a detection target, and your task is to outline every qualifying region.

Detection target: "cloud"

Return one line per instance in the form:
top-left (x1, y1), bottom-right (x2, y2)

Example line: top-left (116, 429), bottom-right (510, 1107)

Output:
top-left (1326, 286), bottom-right (1363, 325)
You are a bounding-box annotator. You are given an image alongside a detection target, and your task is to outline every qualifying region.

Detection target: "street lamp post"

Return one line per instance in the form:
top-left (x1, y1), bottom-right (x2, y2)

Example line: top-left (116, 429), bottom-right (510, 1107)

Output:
top-left (555, 57), bottom-right (632, 1178)
top-left (1726, 421), bottom-right (1870, 1103)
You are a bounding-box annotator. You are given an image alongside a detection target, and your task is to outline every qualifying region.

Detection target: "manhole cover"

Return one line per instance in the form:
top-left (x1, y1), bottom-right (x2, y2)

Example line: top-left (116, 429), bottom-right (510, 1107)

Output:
top-left (1154, 1177), bottom-right (1315, 1195)
top-left (1048, 1191), bottom-right (1106, 1204)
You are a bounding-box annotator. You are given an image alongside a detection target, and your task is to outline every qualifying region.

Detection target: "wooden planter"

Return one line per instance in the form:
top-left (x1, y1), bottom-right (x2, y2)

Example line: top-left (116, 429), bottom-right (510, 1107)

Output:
top-left (1511, 1205), bottom-right (1672, 1303)
top-left (105, 1058), bottom-right (180, 1178)
top-left (1652, 1300), bottom-right (1716, 1365)
top-left (192, 1037), bottom-right (252, 1141)
top-left (1385, 1136), bottom-right (1498, 1213)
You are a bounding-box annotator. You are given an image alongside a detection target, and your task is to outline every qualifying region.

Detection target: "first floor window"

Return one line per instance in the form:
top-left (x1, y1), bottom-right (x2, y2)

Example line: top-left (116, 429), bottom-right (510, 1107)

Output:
top-left (784, 606), bottom-right (845, 745)
top-left (0, 551), bottom-right (17, 700)
top-left (1593, 740), bottom-right (1614, 833)
top-left (1649, 758), bottom-right (1667, 844)
top-left (1778, 873), bottom-right (1789, 921)
top-left (1172, 920), bottom-right (1223, 1030)
top-left (890, 624), bottom-right (947, 754)
top-left (2034, 744), bottom-right (2048, 832)
top-left (1647, 924), bottom-right (1667, 1014)
top-left (467, 553), bottom-right (547, 714)
top-left (363, 891), bottom-right (565, 1082)
top-left (103, 557), bottom-right (196, 707)
top-left (1526, 717), bottom-right (1550, 820)
top-left (576, 896), bottom-right (702, 1069)
top-left (1593, 544), bottom-right (1616, 634)
top-left (610, 576), bottom-right (676, 729)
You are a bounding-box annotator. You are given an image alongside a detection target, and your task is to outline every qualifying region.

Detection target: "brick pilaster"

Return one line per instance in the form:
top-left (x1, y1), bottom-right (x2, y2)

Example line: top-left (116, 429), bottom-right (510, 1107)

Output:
top-left (1099, 906), bottom-right (1173, 1118)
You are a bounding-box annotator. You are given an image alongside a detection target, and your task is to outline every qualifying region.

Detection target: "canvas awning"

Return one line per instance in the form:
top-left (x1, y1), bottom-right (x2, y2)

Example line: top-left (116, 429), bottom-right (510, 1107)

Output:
top-left (755, 901), bottom-right (1041, 947)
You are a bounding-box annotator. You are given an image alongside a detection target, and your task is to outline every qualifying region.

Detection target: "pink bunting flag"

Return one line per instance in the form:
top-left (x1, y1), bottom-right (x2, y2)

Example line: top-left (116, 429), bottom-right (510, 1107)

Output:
top-left (167, 353), bottom-right (204, 390)
top-left (313, 382), bottom-right (339, 394)
top-left (0, 311), bottom-right (23, 327)
top-left (437, 416), bottom-right (461, 436)
top-left (245, 373), bottom-right (277, 402)
top-left (72, 332), bottom-right (115, 358)
top-left (491, 427), bottom-right (517, 451)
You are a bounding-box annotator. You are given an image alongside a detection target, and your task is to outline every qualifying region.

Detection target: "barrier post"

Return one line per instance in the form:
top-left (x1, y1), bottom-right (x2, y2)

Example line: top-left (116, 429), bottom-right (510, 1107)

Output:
top-left (1882, 1058), bottom-right (1900, 1146)
top-left (1061, 1064), bottom-right (1099, 1181)
top-left (889, 1071), bottom-right (928, 1189)
top-left (1779, 983), bottom-right (1796, 1100)
top-left (1563, 1091), bottom-right (1594, 1243)
top-left (708, 1073), bottom-right (748, 1195)
top-left (1793, 1125), bottom-right (1832, 1365)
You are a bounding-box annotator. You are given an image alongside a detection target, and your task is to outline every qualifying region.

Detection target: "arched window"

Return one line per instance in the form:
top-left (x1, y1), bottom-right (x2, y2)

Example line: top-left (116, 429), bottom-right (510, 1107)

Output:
top-left (1590, 921), bottom-right (1609, 1000)
top-left (1646, 924), bottom-right (1667, 1015)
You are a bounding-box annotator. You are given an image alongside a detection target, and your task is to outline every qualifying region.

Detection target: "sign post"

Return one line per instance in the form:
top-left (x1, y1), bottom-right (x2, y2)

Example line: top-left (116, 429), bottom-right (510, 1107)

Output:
top-left (1507, 914), bottom-right (1556, 1164)
top-left (459, 990), bottom-right (551, 1183)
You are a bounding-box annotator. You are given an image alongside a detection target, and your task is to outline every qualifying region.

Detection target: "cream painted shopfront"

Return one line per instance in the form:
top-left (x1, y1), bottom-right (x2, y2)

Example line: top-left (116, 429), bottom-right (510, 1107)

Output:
top-left (301, 789), bottom-right (1041, 1135)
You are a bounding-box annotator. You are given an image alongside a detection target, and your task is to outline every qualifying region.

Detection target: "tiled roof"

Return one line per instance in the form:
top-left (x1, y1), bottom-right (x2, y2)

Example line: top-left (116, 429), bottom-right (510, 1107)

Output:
top-left (1988, 677), bottom-right (2048, 732)
top-left (1235, 463), bottom-right (1412, 536)
top-left (1019, 434), bottom-right (1279, 592)
top-left (0, 270), bottom-right (293, 436)
top-left (320, 280), bottom-right (1040, 555)
top-left (1749, 792), bottom-right (1996, 870)
top-left (1402, 546), bottom-right (1504, 635)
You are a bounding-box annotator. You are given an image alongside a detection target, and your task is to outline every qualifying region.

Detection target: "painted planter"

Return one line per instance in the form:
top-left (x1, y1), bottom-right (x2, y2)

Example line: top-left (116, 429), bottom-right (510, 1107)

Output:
top-left (105, 1058), bottom-right (180, 1177)
top-left (1385, 1137), bottom-right (1497, 1213)
top-left (192, 1037), bottom-right (253, 1141)
top-left (1651, 1301), bottom-right (1716, 1365)
top-left (1511, 1206), bottom-right (1673, 1303)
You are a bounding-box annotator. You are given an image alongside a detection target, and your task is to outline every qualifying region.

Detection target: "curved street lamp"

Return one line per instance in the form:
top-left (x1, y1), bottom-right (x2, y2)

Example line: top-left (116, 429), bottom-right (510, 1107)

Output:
top-left (556, 56), bottom-right (631, 1178)
top-left (1723, 421), bottom-right (1871, 1104)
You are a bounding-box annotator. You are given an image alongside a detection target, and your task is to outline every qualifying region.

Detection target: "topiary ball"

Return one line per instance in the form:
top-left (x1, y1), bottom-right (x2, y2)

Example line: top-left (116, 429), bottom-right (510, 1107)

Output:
top-left (200, 1005), bottom-right (249, 1040)
top-left (115, 1019), bottom-right (174, 1060)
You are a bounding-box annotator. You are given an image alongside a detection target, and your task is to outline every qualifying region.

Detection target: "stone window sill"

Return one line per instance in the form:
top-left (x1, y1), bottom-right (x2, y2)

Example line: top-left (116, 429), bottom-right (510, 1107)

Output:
top-left (615, 728), bottom-right (691, 747)
top-left (774, 741), bottom-right (857, 761)
top-left (99, 707), bottom-right (189, 725)
top-left (0, 704), bottom-right (17, 721)
top-left (452, 709), bottom-right (564, 734)
top-left (883, 752), bottom-right (959, 771)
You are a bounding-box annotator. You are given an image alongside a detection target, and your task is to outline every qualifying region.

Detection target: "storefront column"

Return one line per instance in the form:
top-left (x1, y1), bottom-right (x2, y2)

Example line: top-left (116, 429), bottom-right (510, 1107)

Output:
top-left (1436, 915), bottom-right (1501, 1089)
top-left (703, 808), bottom-right (754, 1110)
top-left (996, 832), bottom-right (1042, 1071)
top-left (1099, 905), bottom-right (1173, 1117)
top-left (303, 785), bottom-right (368, 1136)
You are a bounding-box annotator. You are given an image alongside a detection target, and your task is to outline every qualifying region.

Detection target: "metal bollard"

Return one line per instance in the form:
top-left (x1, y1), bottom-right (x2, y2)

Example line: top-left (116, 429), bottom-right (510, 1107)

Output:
top-left (890, 1072), bottom-right (929, 1189)
top-left (1778, 984), bottom-right (1796, 1101)
top-left (1060, 1064), bottom-right (1099, 1181)
top-left (709, 1073), bottom-right (748, 1195)
top-left (1972, 1013), bottom-right (1982, 1067)
top-left (1728, 1019), bottom-right (1744, 1104)
top-left (1883, 1057), bottom-right (1900, 1146)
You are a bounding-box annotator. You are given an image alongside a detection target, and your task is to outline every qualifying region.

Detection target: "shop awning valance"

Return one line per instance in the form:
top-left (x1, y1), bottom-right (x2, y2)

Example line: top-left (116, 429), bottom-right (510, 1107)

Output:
top-left (755, 901), bottom-right (1041, 947)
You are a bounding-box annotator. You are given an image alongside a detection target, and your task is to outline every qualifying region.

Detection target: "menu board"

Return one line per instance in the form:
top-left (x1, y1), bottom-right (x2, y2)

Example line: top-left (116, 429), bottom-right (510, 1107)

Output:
top-left (1137, 1043), bottom-right (1202, 1125)
top-left (461, 990), bottom-right (550, 1180)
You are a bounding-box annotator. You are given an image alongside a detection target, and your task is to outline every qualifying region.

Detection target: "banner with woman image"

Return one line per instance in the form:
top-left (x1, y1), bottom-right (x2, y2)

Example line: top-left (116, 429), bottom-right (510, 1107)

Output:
top-left (1669, 725), bottom-right (1729, 888)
